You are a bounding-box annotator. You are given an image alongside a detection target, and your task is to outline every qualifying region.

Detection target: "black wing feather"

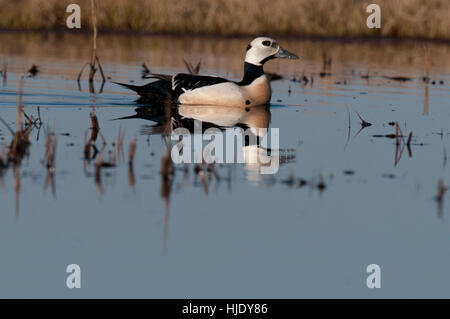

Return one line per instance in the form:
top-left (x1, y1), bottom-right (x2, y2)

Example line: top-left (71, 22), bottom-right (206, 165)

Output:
top-left (172, 73), bottom-right (230, 96)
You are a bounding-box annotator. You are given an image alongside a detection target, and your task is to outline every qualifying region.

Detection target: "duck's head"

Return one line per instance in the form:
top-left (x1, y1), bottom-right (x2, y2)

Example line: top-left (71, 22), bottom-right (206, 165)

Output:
top-left (245, 37), bottom-right (298, 66)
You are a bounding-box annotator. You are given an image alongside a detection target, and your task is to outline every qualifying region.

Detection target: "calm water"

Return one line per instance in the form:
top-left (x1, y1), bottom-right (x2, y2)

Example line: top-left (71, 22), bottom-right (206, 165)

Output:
top-left (1, 32), bottom-right (450, 298)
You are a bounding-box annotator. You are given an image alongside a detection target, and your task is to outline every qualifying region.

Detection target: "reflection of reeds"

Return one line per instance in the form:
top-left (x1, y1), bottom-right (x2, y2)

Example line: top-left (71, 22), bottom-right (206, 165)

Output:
top-left (7, 77), bottom-right (31, 166)
top-left (128, 163), bottom-right (135, 188)
top-left (84, 111), bottom-right (100, 164)
top-left (94, 153), bottom-right (103, 195)
top-left (0, 76), bottom-right (33, 217)
top-left (161, 139), bottom-right (174, 254)
top-left (406, 132), bottom-right (413, 158)
top-left (436, 179), bottom-right (446, 218)
top-left (13, 166), bottom-right (20, 218)
top-left (393, 123), bottom-right (414, 166)
top-left (320, 51), bottom-right (332, 77)
top-left (344, 106), bottom-right (351, 149)
top-left (128, 136), bottom-right (137, 187)
top-left (128, 136), bottom-right (137, 165)
top-left (83, 109), bottom-right (116, 194)
top-left (194, 163), bottom-right (209, 197)
top-left (44, 125), bottom-right (57, 171)
top-left (444, 147), bottom-right (447, 169)
top-left (115, 127), bottom-right (125, 163)
top-left (0, 60), bottom-right (6, 86)
top-left (394, 122), bottom-right (402, 166)
top-left (43, 125), bottom-right (57, 198)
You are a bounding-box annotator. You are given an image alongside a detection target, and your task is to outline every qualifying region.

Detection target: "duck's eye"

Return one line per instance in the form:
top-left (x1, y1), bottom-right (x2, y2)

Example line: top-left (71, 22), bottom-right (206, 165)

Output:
top-left (262, 40), bottom-right (271, 47)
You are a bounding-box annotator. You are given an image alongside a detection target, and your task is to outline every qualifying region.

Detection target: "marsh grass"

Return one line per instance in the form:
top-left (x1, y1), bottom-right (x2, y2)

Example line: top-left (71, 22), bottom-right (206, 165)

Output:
top-left (1, 0), bottom-right (450, 40)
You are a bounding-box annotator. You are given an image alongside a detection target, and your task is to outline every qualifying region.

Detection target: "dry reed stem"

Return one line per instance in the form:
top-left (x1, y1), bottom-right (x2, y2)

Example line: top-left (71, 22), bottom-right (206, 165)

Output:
top-left (183, 59), bottom-right (202, 75)
top-left (77, 0), bottom-right (106, 91)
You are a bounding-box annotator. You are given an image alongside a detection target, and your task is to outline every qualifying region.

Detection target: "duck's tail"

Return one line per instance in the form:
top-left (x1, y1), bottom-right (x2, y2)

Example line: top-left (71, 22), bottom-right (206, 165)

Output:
top-left (113, 74), bottom-right (174, 104)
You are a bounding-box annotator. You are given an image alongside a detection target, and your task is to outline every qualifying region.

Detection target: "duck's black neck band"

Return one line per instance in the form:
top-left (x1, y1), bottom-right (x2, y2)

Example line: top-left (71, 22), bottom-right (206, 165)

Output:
top-left (239, 62), bottom-right (264, 86)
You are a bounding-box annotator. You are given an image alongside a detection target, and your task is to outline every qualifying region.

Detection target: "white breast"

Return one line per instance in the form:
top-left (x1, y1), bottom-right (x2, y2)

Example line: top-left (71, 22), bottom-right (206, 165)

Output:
top-left (178, 82), bottom-right (248, 107)
top-left (241, 75), bottom-right (271, 106)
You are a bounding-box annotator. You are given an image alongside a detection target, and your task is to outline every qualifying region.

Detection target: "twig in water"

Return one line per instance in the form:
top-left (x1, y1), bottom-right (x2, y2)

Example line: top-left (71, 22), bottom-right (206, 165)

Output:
top-left (406, 131), bottom-right (413, 158)
top-left (355, 110), bottom-right (372, 128)
top-left (183, 59), bottom-right (202, 75)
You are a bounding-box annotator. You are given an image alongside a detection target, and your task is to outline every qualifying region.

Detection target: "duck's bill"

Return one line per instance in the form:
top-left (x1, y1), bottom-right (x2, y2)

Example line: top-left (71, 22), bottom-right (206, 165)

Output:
top-left (275, 46), bottom-right (299, 59)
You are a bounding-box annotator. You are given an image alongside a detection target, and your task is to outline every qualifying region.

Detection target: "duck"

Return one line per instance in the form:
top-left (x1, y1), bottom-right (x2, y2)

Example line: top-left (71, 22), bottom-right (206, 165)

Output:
top-left (115, 37), bottom-right (298, 107)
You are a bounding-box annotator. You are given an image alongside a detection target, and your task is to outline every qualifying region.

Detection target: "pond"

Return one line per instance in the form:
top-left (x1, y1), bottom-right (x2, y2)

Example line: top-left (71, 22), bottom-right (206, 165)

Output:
top-left (0, 32), bottom-right (450, 298)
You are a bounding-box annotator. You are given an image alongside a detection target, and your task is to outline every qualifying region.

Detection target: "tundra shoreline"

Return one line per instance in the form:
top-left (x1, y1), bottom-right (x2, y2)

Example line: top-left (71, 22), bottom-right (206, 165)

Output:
top-left (1, 0), bottom-right (449, 40)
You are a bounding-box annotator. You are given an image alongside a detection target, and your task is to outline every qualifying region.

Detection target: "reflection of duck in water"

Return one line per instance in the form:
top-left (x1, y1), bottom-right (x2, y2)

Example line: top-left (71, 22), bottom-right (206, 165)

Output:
top-left (178, 104), bottom-right (278, 181)
top-left (117, 103), bottom-right (279, 181)
top-left (115, 37), bottom-right (298, 107)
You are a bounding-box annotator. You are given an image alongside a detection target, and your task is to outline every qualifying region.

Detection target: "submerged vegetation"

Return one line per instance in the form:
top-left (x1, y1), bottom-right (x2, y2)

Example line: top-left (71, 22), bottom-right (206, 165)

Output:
top-left (1, 0), bottom-right (450, 40)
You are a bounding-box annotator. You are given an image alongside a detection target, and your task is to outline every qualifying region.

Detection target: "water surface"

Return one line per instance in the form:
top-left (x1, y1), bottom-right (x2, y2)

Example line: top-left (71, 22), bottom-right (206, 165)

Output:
top-left (0, 33), bottom-right (450, 298)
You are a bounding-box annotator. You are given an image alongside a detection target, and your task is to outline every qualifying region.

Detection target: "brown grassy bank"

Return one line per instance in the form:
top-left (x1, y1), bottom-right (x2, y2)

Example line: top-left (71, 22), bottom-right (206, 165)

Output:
top-left (1, 0), bottom-right (449, 40)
